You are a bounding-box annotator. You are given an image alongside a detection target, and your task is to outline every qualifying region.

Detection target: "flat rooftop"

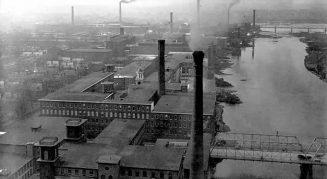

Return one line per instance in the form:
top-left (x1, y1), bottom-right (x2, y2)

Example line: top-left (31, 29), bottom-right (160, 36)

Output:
top-left (60, 143), bottom-right (185, 171)
top-left (93, 119), bottom-right (145, 146)
top-left (40, 70), bottom-right (157, 104)
top-left (40, 71), bottom-right (114, 102)
top-left (66, 49), bottom-right (112, 53)
top-left (115, 60), bottom-right (153, 77)
top-left (153, 94), bottom-right (216, 115)
top-left (0, 113), bottom-right (68, 145)
top-left (120, 146), bottom-right (185, 171)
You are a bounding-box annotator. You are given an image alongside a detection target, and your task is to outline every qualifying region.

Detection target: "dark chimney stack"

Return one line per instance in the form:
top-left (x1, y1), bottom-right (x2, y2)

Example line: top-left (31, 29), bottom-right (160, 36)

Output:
top-left (253, 9), bottom-right (256, 27)
top-left (71, 6), bottom-right (74, 25)
top-left (158, 40), bottom-right (166, 96)
top-left (120, 27), bottom-right (125, 35)
top-left (190, 51), bottom-right (204, 179)
top-left (170, 12), bottom-right (173, 33)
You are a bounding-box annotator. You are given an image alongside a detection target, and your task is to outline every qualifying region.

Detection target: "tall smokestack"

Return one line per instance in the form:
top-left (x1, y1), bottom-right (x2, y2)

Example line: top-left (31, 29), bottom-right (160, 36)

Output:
top-left (190, 51), bottom-right (204, 179)
top-left (71, 6), bottom-right (74, 25)
top-left (253, 9), bottom-right (256, 27)
top-left (158, 40), bottom-right (166, 96)
top-left (170, 12), bottom-right (173, 33)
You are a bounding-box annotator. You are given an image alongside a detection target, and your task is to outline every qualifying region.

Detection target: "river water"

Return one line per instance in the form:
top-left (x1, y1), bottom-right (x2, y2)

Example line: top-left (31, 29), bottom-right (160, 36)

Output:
top-left (215, 36), bottom-right (327, 178)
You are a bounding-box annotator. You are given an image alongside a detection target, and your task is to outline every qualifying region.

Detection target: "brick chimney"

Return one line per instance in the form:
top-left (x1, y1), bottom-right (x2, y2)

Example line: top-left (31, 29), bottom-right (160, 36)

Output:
top-left (158, 40), bottom-right (166, 96)
top-left (190, 51), bottom-right (204, 179)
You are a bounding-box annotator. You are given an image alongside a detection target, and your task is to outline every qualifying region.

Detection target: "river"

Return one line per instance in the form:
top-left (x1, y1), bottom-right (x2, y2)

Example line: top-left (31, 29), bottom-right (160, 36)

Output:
top-left (215, 36), bottom-right (327, 178)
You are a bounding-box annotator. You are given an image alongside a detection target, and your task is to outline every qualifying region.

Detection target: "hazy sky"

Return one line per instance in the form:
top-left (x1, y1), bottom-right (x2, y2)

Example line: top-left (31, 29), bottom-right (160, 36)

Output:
top-left (0, 0), bottom-right (326, 24)
top-left (2, 0), bottom-right (326, 14)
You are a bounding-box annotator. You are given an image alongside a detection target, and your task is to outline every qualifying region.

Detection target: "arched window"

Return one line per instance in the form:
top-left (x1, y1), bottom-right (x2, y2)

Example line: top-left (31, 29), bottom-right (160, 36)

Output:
top-left (101, 175), bottom-right (105, 179)
top-left (108, 176), bottom-right (113, 179)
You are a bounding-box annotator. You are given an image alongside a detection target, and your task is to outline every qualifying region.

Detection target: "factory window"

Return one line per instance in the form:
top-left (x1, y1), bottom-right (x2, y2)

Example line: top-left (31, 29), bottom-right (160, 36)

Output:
top-left (143, 171), bottom-right (147, 177)
top-left (128, 170), bottom-right (132, 176)
top-left (168, 172), bottom-right (173, 179)
top-left (120, 169), bottom-right (125, 176)
top-left (135, 170), bottom-right (139, 177)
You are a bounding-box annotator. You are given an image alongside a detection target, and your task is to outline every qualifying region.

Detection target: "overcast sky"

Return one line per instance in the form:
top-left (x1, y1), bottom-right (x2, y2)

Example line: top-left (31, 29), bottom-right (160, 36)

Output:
top-left (0, 0), bottom-right (326, 23)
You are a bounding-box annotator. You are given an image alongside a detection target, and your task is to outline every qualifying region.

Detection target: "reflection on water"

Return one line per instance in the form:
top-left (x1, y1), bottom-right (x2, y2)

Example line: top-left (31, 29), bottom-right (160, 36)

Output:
top-left (215, 37), bottom-right (327, 178)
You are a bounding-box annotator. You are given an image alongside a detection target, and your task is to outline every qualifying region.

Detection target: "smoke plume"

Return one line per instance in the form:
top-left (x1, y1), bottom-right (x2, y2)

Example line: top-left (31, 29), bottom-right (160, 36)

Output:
top-left (228, 0), bottom-right (241, 10)
top-left (120, 0), bottom-right (136, 4)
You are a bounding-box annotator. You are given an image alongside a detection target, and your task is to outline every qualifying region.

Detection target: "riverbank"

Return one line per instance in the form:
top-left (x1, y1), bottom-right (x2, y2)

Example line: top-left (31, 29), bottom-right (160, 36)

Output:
top-left (215, 36), bottom-right (327, 179)
top-left (298, 32), bottom-right (327, 82)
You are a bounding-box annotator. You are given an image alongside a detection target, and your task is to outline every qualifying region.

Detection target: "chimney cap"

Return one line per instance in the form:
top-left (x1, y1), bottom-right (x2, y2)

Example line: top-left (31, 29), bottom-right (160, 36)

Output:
top-left (192, 51), bottom-right (204, 65)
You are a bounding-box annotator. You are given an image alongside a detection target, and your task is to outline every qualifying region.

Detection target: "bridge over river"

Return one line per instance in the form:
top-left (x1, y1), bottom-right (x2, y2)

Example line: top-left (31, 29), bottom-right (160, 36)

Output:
top-left (210, 132), bottom-right (327, 178)
top-left (259, 25), bottom-right (327, 33)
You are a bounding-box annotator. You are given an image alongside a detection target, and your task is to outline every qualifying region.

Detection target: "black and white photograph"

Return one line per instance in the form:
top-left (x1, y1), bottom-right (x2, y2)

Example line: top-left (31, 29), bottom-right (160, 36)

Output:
top-left (0, 0), bottom-right (326, 178)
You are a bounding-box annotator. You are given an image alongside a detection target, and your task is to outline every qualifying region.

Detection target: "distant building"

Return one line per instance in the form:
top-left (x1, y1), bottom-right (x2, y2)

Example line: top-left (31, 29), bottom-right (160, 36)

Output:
top-left (62, 49), bottom-right (113, 64)
top-left (105, 34), bottom-right (136, 57)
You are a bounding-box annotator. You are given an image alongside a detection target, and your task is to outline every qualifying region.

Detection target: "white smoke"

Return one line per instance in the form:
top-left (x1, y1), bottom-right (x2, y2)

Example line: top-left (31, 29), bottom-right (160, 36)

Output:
top-left (120, 0), bottom-right (136, 4)
top-left (228, 0), bottom-right (241, 9)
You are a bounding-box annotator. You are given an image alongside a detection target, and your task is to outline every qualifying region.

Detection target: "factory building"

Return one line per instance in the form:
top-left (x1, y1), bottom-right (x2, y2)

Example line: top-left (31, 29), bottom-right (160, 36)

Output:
top-left (1, 41), bottom-right (220, 179)
top-left (62, 49), bottom-right (113, 64)
top-left (105, 30), bottom-right (136, 57)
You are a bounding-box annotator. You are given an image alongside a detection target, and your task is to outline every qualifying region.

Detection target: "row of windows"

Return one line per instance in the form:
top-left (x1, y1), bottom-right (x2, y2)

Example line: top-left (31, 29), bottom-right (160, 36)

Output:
top-left (151, 113), bottom-right (190, 121)
top-left (41, 102), bottom-right (151, 112)
top-left (57, 167), bottom-right (96, 177)
top-left (120, 168), bottom-right (174, 179)
top-left (41, 109), bottom-right (150, 120)
top-left (100, 175), bottom-right (113, 179)
top-left (151, 113), bottom-right (212, 121)
top-left (7, 160), bottom-right (35, 179)
top-left (146, 128), bottom-right (189, 136)
top-left (148, 120), bottom-right (191, 129)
